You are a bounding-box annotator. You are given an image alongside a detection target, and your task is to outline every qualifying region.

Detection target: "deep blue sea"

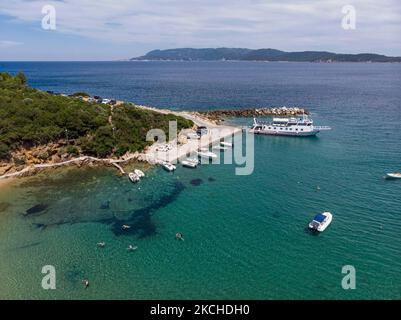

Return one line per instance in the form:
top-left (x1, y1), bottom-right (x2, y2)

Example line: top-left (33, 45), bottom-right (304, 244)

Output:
top-left (0, 61), bottom-right (400, 299)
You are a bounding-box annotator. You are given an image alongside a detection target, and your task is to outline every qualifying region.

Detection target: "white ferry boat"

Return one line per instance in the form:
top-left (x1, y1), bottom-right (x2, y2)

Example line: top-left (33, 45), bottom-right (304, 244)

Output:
top-left (249, 115), bottom-right (331, 137)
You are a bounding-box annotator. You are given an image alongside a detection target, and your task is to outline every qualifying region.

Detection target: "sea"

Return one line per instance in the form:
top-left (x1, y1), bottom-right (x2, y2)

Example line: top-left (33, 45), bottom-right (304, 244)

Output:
top-left (0, 61), bottom-right (400, 299)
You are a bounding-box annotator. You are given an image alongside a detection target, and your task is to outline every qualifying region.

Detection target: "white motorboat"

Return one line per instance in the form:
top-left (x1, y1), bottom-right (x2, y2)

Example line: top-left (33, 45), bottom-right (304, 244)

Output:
top-left (134, 169), bottom-right (145, 178)
top-left (128, 172), bottom-right (140, 183)
top-left (197, 149), bottom-right (217, 159)
top-left (386, 172), bottom-right (401, 179)
top-left (181, 158), bottom-right (199, 168)
top-left (308, 212), bottom-right (333, 232)
top-left (220, 141), bottom-right (233, 147)
top-left (162, 162), bottom-right (176, 172)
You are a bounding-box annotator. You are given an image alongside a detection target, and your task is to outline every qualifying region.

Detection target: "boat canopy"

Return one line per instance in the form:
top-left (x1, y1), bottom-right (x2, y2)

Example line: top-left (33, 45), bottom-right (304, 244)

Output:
top-left (273, 118), bottom-right (289, 122)
top-left (313, 214), bottom-right (326, 223)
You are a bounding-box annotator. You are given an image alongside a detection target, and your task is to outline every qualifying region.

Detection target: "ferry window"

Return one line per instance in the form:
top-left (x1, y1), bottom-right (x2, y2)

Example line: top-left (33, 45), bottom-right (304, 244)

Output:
top-left (273, 127), bottom-right (276, 130)
top-left (268, 127), bottom-right (271, 129)
top-left (295, 128), bottom-right (298, 131)
top-left (289, 128), bottom-right (292, 130)
top-left (301, 129), bottom-right (304, 131)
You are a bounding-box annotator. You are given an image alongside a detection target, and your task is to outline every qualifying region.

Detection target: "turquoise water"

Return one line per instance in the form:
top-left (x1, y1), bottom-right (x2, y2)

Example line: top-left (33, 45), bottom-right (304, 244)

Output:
top-left (0, 62), bottom-right (400, 299)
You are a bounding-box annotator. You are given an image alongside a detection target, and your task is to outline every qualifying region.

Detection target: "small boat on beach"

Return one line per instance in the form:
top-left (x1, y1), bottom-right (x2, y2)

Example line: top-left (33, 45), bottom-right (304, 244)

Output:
top-left (128, 172), bottom-right (140, 183)
top-left (181, 158), bottom-right (199, 168)
top-left (386, 172), bottom-right (401, 179)
top-left (162, 162), bottom-right (176, 172)
top-left (308, 212), bottom-right (333, 232)
top-left (197, 149), bottom-right (217, 159)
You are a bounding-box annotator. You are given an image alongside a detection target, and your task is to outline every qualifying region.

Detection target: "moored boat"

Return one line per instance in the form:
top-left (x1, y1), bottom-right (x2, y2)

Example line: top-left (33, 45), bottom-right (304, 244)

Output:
top-left (197, 149), bottom-right (217, 159)
top-left (220, 141), bottom-right (233, 147)
top-left (249, 115), bottom-right (331, 137)
top-left (128, 172), bottom-right (140, 183)
top-left (162, 162), bottom-right (176, 172)
top-left (212, 145), bottom-right (229, 151)
top-left (181, 158), bottom-right (199, 168)
top-left (134, 169), bottom-right (145, 178)
top-left (386, 172), bottom-right (401, 179)
top-left (308, 212), bottom-right (333, 232)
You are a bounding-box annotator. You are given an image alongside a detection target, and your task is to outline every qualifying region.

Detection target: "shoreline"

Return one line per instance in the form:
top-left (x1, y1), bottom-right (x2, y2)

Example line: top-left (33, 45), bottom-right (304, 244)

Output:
top-left (0, 105), bottom-right (242, 183)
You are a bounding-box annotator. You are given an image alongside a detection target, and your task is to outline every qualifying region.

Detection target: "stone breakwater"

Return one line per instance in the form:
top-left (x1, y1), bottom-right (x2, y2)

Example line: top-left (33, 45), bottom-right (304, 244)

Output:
top-left (200, 106), bottom-right (308, 121)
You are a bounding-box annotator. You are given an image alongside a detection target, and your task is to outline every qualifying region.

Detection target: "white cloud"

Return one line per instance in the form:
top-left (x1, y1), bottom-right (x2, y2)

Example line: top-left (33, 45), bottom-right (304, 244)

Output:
top-left (0, 0), bottom-right (400, 55)
top-left (0, 40), bottom-right (23, 48)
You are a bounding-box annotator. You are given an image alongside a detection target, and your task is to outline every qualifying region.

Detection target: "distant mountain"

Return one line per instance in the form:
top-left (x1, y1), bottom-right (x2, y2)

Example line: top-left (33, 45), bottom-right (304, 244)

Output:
top-left (131, 48), bottom-right (401, 62)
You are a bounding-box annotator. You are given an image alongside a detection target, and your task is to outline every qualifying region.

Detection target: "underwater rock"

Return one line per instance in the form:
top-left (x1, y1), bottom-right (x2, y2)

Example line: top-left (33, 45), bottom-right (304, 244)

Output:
top-left (208, 177), bottom-right (216, 182)
top-left (0, 202), bottom-right (11, 212)
top-left (190, 178), bottom-right (203, 186)
top-left (33, 223), bottom-right (47, 230)
top-left (25, 204), bottom-right (48, 216)
top-left (100, 200), bottom-right (110, 209)
top-left (105, 181), bottom-right (186, 238)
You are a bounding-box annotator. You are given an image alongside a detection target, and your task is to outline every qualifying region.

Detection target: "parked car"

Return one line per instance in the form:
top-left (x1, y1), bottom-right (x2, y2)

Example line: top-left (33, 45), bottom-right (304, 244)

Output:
top-left (196, 126), bottom-right (208, 136)
top-left (187, 132), bottom-right (200, 139)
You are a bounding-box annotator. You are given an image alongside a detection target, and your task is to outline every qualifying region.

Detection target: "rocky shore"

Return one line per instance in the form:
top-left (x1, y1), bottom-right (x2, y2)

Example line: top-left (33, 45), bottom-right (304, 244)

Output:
top-left (200, 106), bottom-right (308, 122)
top-left (0, 140), bottom-right (149, 180)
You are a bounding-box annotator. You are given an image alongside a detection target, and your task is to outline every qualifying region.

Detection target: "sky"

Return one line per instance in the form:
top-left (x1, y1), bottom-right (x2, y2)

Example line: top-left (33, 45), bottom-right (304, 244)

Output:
top-left (0, 0), bottom-right (400, 61)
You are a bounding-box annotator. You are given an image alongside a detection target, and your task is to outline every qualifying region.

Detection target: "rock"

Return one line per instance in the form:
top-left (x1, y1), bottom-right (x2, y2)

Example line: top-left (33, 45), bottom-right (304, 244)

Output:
top-left (200, 106), bottom-right (308, 121)
top-left (0, 164), bottom-right (13, 175)
top-left (38, 151), bottom-right (50, 160)
top-left (51, 154), bottom-right (61, 162)
top-left (13, 156), bottom-right (26, 166)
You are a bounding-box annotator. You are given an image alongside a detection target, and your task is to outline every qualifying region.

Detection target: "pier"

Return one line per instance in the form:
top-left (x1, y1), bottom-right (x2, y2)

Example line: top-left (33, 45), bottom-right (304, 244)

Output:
top-left (199, 106), bottom-right (308, 122)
